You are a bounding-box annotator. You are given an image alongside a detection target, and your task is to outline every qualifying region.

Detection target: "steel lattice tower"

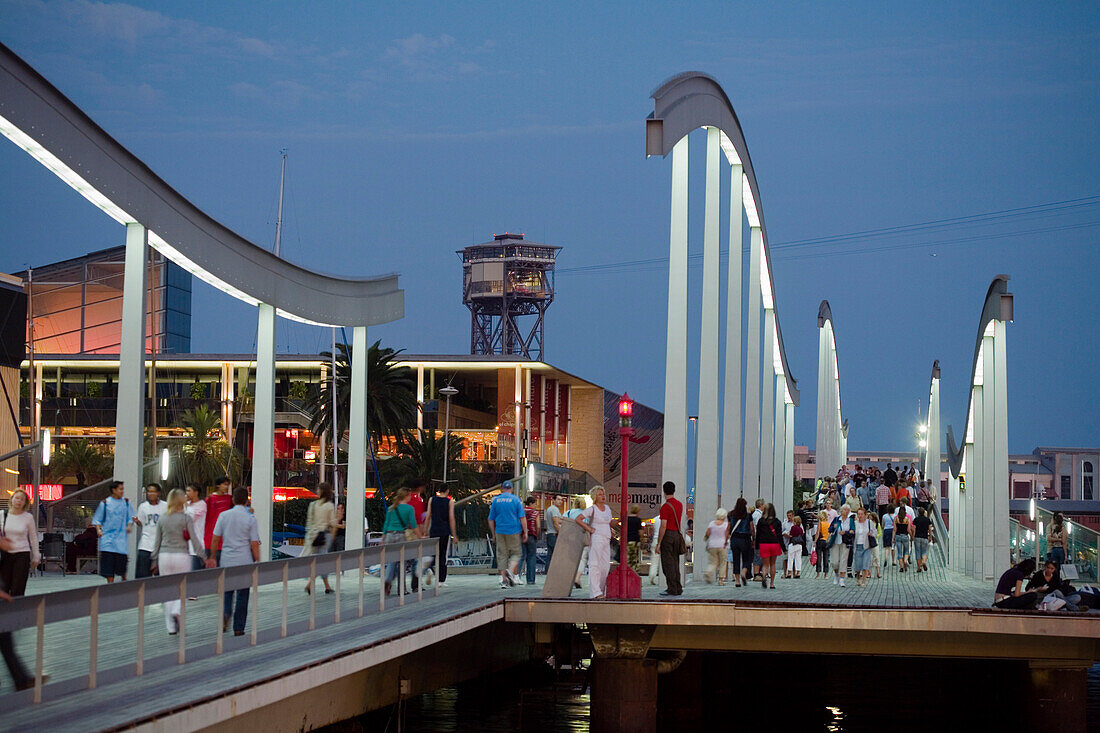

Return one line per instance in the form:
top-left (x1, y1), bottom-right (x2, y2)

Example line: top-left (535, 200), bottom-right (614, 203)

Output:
top-left (460, 233), bottom-right (560, 359)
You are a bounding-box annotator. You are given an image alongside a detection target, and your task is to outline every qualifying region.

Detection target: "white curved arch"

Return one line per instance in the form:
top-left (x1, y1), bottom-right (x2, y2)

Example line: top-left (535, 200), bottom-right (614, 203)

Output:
top-left (944, 275), bottom-right (1012, 580)
top-left (648, 71), bottom-right (798, 404)
top-left (0, 42), bottom-right (401, 327)
top-left (816, 301), bottom-right (849, 476)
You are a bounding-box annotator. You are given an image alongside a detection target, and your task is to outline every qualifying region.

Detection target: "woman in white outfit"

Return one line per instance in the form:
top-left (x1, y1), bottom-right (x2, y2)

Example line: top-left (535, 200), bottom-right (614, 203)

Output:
top-left (575, 486), bottom-right (613, 599)
top-left (301, 482), bottom-right (342, 595)
top-left (151, 489), bottom-right (204, 634)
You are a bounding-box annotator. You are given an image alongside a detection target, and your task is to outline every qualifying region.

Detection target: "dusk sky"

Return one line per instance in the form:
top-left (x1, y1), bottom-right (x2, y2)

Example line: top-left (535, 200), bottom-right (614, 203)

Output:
top-left (0, 1), bottom-right (1097, 456)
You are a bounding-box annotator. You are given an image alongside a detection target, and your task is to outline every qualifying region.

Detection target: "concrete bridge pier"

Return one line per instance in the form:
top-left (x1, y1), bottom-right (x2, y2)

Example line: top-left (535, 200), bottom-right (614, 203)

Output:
top-left (1027, 661), bottom-right (1089, 732)
top-left (588, 625), bottom-right (657, 733)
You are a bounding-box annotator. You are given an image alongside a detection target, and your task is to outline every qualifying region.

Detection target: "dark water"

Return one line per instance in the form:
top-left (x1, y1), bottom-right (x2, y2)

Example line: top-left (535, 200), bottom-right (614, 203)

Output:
top-left (336, 658), bottom-right (1100, 732)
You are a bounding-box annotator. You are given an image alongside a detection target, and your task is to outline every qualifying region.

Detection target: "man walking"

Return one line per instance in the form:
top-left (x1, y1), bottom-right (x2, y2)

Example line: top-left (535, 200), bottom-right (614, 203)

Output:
top-left (92, 480), bottom-right (133, 583)
top-left (134, 483), bottom-right (166, 579)
top-left (203, 476), bottom-right (234, 560)
top-left (657, 481), bottom-right (684, 596)
top-left (544, 495), bottom-right (564, 567)
top-left (207, 487), bottom-right (260, 636)
top-left (487, 480), bottom-right (526, 588)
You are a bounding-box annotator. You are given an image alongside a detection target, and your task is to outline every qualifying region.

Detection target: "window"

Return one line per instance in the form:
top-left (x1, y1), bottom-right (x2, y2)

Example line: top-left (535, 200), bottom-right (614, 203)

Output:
top-left (1084, 461), bottom-right (1094, 501)
top-left (1013, 481), bottom-right (1030, 499)
top-left (1060, 475), bottom-right (1071, 500)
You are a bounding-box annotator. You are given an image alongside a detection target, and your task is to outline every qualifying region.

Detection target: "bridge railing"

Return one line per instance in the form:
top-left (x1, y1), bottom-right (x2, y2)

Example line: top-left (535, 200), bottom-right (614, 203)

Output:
top-left (0, 537), bottom-right (440, 703)
top-left (929, 501), bottom-right (950, 567)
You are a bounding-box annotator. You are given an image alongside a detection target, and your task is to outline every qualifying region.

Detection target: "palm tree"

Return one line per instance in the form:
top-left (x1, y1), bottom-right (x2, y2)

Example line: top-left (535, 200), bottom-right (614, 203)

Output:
top-left (173, 404), bottom-right (241, 489)
top-left (307, 340), bottom-right (415, 451)
top-left (48, 439), bottom-right (113, 489)
top-left (378, 430), bottom-right (481, 501)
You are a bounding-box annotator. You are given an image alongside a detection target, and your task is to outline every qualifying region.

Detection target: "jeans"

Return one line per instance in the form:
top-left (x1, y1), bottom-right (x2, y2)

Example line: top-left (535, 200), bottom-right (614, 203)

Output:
top-left (191, 555), bottom-right (205, 571)
top-left (222, 588), bottom-right (250, 634)
top-left (432, 534), bottom-right (451, 582)
top-left (994, 591), bottom-right (1037, 609)
top-left (545, 532), bottom-right (557, 568)
top-left (383, 531), bottom-right (406, 586)
top-left (136, 549), bottom-right (154, 579)
top-left (895, 535), bottom-right (911, 560)
top-left (914, 538), bottom-right (930, 561)
top-left (520, 535), bottom-right (539, 584)
top-left (815, 539), bottom-right (829, 572)
top-left (0, 551), bottom-right (31, 596)
top-left (730, 535), bottom-right (753, 578)
top-left (1049, 547), bottom-right (1066, 566)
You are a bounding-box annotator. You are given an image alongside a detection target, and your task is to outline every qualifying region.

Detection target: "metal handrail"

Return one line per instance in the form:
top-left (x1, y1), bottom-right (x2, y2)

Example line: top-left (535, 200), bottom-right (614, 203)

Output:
top-left (929, 500), bottom-right (950, 567)
top-left (0, 537), bottom-right (439, 703)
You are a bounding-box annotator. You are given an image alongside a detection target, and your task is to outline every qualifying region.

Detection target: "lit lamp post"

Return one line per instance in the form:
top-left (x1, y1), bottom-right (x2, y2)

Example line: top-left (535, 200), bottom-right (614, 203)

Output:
top-left (439, 385), bottom-right (458, 488)
top-left (607, 393), bottom-right (641, 599)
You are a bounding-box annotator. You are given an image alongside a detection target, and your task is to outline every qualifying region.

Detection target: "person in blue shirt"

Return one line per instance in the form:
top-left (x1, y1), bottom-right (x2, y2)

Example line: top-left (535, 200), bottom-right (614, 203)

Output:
top-left (487, 480), bottom-right (527, 588)
top-left (92, 481), bottom-right (134, 583)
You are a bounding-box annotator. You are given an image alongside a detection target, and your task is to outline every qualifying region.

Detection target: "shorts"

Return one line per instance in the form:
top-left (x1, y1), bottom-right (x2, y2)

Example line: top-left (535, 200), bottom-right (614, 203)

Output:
top-left (100, 551), bottom-right (128, 579)
top-left (759, 543), bottom-right (783, 559)
top-left (495, 533), bottom-right (522, 565)
top-left (914, 537), bottom-right (930, 561)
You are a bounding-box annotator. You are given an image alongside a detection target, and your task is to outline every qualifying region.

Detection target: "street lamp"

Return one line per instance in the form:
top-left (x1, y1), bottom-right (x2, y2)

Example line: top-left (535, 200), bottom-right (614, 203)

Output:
top-left (439, 385), bottom-right (459, 488)
top-left (688, 415), bottom-right (698, 497)
top-left (607, 393), bottom-right (641, 599)
top-left (160, 448), bottom-right (170, 482)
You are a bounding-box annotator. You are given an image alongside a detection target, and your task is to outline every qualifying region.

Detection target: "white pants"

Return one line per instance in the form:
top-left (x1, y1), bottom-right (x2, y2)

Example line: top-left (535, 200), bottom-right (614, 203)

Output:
top-left (587, 536), bottom-right (610, 598)
top-left (786, 545), bottom-right (803, 573)
top-left (157, 552), bottom-right (192, 632)
top-left (829, 542), bottom-right (848, 573)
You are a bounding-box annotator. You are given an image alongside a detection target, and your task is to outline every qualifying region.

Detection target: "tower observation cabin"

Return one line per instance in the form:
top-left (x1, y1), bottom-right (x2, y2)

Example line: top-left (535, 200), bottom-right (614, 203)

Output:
top-left (460, 233), bottom-right (560, 360)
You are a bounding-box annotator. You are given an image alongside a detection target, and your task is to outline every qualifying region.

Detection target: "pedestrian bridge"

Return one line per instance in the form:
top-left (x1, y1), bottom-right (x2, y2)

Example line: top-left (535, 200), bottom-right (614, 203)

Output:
top-left (2, 542), bottom-right (1096, 732)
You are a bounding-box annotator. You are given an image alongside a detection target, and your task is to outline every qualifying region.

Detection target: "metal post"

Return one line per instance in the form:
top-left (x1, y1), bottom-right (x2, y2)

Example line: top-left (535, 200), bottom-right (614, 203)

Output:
top-left (88, 588), bottom-right (98, 689)
top-left (253, 303), bottom-right (276, 559)
top-left (281, 563), bottom-right (288, 637)
top-left (662, 135), bottom-right (690, 510)
top-left (136, 584), bottom-right (144, 676)
top-left (982, 333), bottom-right (996, 580)
top-left (346, 325), bottom-right (369, 548)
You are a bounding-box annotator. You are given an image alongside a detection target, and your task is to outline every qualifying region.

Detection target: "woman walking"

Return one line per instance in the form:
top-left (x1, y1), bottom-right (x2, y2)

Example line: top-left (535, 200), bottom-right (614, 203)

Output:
top-left (755, 503), bottom-right (784, 589)
top-left (815, 510), bottom-right (830, 578)
top-left (301, 482), bottom-right (341, 595)
top-left (0, 489), bottom-right (39, 596)
top-left (829, 505), bottom-right (854, 587)
top-left (852, 507), bottom-right (874, 588)
top-left (912, 507), bottom-right (933, 573)
top-left (1047, 513), bottom-right (1067, 566)
top-left (150, 489), bottom-right (204, 634)
top-left (785, 515), bottom-right (805, 579)
top-left (566, 498), bottom-right (589, 590)
top-left (728, 498), bottom-right (754, 587)
top-left (881, 508), bottom-right (895, 570)
top-left (575, 487), bottom-right (613, 599)
top-left (704, 508), bottom-right (729, 585)
top-left (894, 505), bottom-right (913, 572)
top-left (382, 488), bottom-right (419, 596)
top-left (428, 484), bottom-right (458, 587)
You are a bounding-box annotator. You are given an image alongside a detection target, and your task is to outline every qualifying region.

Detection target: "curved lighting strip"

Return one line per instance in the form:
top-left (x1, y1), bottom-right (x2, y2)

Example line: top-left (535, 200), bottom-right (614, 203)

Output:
top-left (0, 42), bottom-right (401, 328)
top-left (647, 71), bottom-right (798, 405)
top-left (945, 275), bottom-right (1013, 477)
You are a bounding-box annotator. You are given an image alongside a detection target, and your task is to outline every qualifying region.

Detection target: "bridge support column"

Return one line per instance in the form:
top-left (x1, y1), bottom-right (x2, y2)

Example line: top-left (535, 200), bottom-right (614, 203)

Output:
top-left (772, 373), bottom-right (785, 509)
top-left (253, 303), bottom-right (276, 559)
top-left (783, 400), bottom-right (794, 515)
top-left (345, 325), bottom-right (368, 547)
top-left (721, 163), bottom-right (743, 503)
top-left (662, 136), bottom-right (689, 508)
top-left (759, 310), bottom-right (775, 505)
top-left (992, 320), bottom-right (1010, 575)
top-left (589, 625), bottom-right (657, 733)
top-left (1026, 662), bottom-right (1088, 733)
top-left (115, 223), bottom-right (147, 546)
top-left (981, 332), bottom-right (996, 580)
top-left (694, 127), bottom-right (721, 574)
top-left (742, 226), bottom-right (762, 499)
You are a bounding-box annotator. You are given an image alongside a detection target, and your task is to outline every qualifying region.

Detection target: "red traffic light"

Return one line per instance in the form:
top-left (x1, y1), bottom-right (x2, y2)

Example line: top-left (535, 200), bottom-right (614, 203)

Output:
top-left (618, 393), bottom-right (634, 418)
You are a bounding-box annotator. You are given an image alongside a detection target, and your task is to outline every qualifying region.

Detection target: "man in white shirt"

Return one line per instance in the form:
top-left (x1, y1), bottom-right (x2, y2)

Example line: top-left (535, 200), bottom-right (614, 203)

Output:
top-left (185, 483), bottom-right (208, 571)
top-left (134, 483), bottom-right (166, 578)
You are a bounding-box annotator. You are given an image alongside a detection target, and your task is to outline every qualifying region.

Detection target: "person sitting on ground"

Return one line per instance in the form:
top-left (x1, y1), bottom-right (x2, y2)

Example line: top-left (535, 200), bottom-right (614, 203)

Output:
top-left (993, 558), bottom-right (1038, 610)
top-left (1026, 560), bottom-right (1086, 611)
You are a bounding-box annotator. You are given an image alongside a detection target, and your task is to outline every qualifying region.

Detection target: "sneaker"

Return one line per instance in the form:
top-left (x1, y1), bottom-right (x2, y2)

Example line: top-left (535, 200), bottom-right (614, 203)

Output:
top-left (513, 578), bottom-right (527, 586)
top-left (833, 576), bottom-right (839, 585)
top-left (500, 580), bottom-right (510, 589)
top-left (437, 581), bottom-right (448, 588)
top-left (839, 578), bottom-right (846, 587)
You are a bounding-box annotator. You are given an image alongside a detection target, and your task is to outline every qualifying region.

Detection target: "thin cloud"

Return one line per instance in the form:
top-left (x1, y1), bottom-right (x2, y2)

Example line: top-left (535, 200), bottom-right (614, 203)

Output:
top-left (379, 32), bottom-right (494, 82)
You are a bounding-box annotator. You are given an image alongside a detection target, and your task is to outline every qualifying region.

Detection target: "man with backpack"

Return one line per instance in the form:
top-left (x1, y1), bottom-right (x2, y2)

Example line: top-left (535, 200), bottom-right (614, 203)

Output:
top-left (92, 480), bottom-right (134, 583)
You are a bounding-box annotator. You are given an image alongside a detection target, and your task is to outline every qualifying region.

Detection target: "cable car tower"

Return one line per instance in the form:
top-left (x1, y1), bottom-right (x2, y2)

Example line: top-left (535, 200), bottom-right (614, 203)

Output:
top-left (460, 233), bottom-right (560, 359)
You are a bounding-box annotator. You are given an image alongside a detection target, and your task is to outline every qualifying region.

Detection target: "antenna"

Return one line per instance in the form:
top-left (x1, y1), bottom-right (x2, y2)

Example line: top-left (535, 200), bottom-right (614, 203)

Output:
top-left (273, 149), bottom-right (287, 257)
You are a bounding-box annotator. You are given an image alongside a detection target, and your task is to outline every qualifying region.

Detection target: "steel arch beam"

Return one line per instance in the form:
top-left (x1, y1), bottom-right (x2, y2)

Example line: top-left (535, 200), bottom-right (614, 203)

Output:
top-left (0, 42), bottom-right (402, 328)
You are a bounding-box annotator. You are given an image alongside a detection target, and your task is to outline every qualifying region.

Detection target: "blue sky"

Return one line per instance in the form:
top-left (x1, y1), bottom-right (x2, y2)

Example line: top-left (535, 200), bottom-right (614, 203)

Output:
top-left (0, 1), bottom-right (1097, 454)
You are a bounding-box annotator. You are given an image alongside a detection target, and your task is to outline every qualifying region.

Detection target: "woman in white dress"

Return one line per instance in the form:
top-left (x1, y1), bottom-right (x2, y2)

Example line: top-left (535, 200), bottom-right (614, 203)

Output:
top-left (575, 486), bottom-right (613, 599)
top-left (301, 482), bottom-right (343, 595)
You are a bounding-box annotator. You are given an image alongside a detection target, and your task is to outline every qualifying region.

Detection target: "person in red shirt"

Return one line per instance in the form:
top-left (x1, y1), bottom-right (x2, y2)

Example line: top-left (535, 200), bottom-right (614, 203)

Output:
top-left (406, 477), bottom-right (429, 591)
top-left (656, 481), bottom-right (684, 596)
top-left (203, 477), bottom-right (234, 558)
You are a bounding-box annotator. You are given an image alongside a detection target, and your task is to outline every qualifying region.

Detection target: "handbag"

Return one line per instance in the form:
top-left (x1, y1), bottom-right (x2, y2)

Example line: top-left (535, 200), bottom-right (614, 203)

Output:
top-left (869, 531), bottom-right (878, 549)
top-left (810, 549), bottom-right (818, 566)
top-left (312, 530), bottom-right (329, 548)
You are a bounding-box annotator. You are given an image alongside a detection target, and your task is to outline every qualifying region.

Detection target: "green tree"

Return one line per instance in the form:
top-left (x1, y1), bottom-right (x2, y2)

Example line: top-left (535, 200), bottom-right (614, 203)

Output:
top-left (377, 430), bottom-right (481, 501)
top-left (307, 340), bottom-right (415, 450)
top-left (173, 404), bottom-right (241, 489)
top-left (48, 439), bottom-right (113, 489)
